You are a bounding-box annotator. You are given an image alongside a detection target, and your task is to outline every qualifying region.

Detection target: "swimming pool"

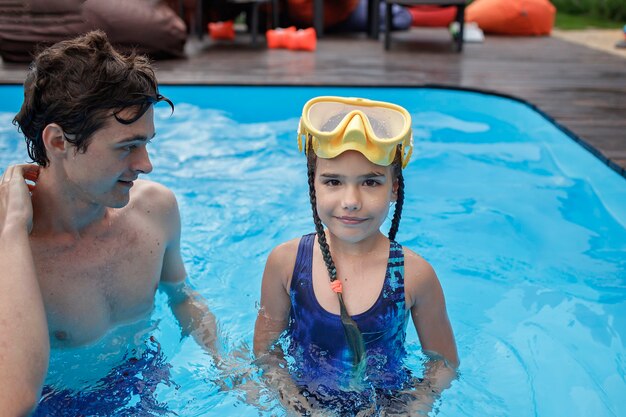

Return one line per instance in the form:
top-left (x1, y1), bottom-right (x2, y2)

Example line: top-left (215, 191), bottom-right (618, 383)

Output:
top-left (0, 85), bottom-right (624, 416)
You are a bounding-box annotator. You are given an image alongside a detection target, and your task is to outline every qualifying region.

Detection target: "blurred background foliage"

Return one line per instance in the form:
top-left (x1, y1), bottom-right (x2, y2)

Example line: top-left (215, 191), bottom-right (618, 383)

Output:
top-left (551, 0), bottom-right (626, 24)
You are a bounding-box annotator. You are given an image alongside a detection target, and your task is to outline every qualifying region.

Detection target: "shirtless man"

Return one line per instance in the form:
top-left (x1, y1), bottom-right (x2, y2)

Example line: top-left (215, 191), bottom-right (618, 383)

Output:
top-left (0, 31), bottom-right (216, 415)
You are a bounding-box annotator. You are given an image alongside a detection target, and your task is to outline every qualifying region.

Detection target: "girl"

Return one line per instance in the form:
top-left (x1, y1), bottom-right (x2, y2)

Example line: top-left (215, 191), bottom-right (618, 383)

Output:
top-left (253, 96), bottom-right (458, 415)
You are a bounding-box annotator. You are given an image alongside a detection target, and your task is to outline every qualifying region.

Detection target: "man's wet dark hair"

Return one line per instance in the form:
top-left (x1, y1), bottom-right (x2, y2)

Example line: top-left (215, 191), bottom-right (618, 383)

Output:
top-left (13, 30), bottom-right (173, 166)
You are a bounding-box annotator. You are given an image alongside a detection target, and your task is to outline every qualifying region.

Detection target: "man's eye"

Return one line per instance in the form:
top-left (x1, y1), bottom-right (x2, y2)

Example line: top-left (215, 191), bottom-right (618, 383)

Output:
top-left (121, 140), bottom-right (151, 152)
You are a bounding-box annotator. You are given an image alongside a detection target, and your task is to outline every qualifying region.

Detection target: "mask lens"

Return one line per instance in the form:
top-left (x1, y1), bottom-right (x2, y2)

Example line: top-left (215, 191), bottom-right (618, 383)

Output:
top-left (361, 106), bottom-right (406, 139)
top-left (307, 101), bottom-right (406, 139)
top-left (308, 102), bottom-right (347, 131)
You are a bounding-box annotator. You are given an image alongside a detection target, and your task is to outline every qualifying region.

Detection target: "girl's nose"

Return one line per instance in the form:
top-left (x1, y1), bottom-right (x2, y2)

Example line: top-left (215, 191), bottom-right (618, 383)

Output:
top-left (341, 185), bottom-right (361, 211)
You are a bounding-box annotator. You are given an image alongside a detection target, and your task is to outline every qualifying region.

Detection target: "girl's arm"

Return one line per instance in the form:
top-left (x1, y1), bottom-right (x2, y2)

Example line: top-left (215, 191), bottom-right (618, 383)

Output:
top-left (252, 240), bottom-right (314, 414)
top-left (253, 243), bottom-right (292, 355)
top-left (400, 249), bottom-right (459, 414)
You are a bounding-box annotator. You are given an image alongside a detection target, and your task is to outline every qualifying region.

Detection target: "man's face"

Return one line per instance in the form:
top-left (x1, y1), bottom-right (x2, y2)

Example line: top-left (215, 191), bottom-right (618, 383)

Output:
top-left (61, 106), bottom-right (155, 208)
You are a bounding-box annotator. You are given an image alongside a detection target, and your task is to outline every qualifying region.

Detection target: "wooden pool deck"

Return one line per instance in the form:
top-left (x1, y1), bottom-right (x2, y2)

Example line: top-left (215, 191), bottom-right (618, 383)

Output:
top-left (1, 28), bottom-right (624, 176)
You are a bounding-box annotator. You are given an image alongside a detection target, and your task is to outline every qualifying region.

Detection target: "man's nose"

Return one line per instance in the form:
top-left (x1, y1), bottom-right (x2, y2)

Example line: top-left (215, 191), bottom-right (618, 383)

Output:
top-left (131, 145), bottom-right (153, 174)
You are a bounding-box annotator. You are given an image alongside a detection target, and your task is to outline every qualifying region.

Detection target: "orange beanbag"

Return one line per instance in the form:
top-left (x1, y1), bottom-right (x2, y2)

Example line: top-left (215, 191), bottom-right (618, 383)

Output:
top-left (409, 6), bottom-right (457, 28)
top-left (287, 0), bottom-right (360, 28)
top-left (466, 0), bottom-right (555, 36)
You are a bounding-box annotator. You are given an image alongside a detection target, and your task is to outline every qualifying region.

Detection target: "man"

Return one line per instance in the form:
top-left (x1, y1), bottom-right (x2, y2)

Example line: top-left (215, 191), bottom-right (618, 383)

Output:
top-left (0, 31), bottom-right (216, 414)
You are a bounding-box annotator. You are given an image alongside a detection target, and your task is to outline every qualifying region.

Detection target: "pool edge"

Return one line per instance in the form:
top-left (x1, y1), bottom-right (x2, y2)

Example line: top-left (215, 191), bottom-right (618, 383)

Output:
top-left (1, 82), bottom-right (623, 180)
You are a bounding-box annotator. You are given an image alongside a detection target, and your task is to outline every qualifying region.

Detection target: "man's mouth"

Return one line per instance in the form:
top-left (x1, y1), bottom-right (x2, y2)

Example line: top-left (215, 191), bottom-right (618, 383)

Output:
top-left (118, 179), bottom-right (135, 187)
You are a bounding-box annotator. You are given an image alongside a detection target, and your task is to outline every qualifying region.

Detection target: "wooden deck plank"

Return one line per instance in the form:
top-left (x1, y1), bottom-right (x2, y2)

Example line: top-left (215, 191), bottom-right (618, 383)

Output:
top-left (1, 28), bottom-right (624, 176)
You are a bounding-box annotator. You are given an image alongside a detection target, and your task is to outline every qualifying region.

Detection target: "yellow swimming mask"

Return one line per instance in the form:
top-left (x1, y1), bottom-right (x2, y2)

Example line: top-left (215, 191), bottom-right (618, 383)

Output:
top-left (298, 96), bottom-right (413, 168)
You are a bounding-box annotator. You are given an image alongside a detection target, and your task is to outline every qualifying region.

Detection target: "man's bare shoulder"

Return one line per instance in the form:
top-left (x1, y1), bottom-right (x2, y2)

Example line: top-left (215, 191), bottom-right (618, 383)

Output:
top-left (128, 179), bottom-right (177, 214)
top-left (130, 179), bottom-right (176, 202)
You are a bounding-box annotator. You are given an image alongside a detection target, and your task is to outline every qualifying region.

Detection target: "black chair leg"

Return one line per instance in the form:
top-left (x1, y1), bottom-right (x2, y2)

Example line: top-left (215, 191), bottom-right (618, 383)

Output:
top-left (251, 2), bottom-right (260, 46)
top-left (272, 0), bottom-right (278, 29)
top-left (384, 2), bottom-right (392, 50)
top-left (314, 0), bottom-right (324, 38)
top-left (196, 0), bottom-right (203, 39)
top-left (455, 4), bottom-right (465, 52)
top-left (369, 0), bottom-right (380, 39)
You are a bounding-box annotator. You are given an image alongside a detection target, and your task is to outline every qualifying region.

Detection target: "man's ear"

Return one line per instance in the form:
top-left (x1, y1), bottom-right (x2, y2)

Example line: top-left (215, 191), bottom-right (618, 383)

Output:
top-left (42, 123), bottom-right (68, 158)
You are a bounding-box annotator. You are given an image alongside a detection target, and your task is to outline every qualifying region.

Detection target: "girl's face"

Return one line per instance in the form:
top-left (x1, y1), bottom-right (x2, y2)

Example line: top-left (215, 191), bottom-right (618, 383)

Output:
top-left (314, 150), bottom-right (398, 244)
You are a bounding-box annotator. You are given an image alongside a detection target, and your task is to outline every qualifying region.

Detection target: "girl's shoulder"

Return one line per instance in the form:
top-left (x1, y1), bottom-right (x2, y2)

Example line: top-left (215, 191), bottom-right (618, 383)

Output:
top-left (264, 236), bottom-right (305, 288)
top-left (401, 246), bottom-right (434, 275)
top-left (401, 246), bottom-right (441, 307)
top-left (268, 236), bottom-right (301, 263)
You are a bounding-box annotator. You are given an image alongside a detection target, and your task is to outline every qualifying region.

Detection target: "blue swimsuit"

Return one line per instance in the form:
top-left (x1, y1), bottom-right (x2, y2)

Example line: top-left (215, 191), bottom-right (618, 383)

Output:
top-left (286, 233), bottom-right (411, 396)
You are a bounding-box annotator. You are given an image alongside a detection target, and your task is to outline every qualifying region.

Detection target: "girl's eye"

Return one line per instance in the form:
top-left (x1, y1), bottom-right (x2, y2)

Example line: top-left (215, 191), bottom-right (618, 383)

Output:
top-left (324, 179), bottom-right (341, 186)
top-left (364, 179), bottom-right (381, 187)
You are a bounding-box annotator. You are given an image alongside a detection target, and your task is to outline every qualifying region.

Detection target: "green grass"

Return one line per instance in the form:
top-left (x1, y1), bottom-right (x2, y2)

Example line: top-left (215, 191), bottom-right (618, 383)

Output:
top-left (555, 12), bottom-right (625, 30)
top-left (551, 0), bottom-right (626, 21)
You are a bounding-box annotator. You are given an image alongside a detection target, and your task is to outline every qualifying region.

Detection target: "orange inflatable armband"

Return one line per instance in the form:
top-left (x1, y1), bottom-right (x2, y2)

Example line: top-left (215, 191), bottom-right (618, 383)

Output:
top-left (208, 21), bottom-right (235, 40)
top-left (266, 26), bottom-right (297, 48)
top-left (287, 28), bottom-right (317, 51)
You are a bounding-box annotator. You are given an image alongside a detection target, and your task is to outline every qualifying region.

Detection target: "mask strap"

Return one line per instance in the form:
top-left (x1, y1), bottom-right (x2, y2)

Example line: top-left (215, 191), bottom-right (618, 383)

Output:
top-left (401, 133), bottom-right (414, 169)
top-left (297, 119), bottom-right (306, 153)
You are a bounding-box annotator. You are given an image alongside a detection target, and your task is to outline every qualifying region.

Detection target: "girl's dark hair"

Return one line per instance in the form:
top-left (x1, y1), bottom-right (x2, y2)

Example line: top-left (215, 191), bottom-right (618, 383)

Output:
top-left (306, 141), bottom-right (405, 366)
top-left (13, 30), bottom-right (173, 166)
top-left (388, 151), bottom-right (405, 242)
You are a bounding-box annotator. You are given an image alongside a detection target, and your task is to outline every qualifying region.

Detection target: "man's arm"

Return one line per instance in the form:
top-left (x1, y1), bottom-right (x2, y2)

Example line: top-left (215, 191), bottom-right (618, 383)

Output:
top-left (0, 164), bottom-right (49, 416)
top-left (161, 280), bottom-right (218, 354)
top-left (154, 184), bottom-right (218, 354)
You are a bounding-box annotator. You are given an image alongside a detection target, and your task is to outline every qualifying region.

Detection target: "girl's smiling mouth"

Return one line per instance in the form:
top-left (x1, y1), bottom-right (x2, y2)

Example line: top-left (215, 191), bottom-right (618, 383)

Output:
top-left (335, 216), bottom-right (368, 225)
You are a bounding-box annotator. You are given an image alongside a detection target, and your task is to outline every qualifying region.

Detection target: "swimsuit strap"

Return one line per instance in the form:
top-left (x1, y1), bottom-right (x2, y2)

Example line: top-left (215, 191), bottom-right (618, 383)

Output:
top-left (292, 233), bottom-right (316, 285)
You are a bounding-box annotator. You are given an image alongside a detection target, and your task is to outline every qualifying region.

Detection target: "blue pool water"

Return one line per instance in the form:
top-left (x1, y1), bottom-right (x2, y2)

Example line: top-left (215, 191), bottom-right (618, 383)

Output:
top-left (0, 85), bottom-right (625, 416)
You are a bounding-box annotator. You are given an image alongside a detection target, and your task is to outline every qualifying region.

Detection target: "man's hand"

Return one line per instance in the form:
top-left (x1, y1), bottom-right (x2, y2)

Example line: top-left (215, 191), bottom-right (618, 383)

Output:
top-left (0, 164), bottom-right (39, 235)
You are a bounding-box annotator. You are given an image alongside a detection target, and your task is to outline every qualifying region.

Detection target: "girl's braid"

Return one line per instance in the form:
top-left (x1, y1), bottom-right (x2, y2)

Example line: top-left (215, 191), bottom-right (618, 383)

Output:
top-left (388, 168), bottom-right (404, 242)
top-left (307, 161), bottom-right (337, 281)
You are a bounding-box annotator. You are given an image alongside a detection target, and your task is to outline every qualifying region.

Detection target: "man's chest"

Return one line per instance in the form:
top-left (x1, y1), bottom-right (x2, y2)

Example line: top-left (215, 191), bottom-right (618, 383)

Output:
top-left (31, 226), bottom-right (166, 345)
